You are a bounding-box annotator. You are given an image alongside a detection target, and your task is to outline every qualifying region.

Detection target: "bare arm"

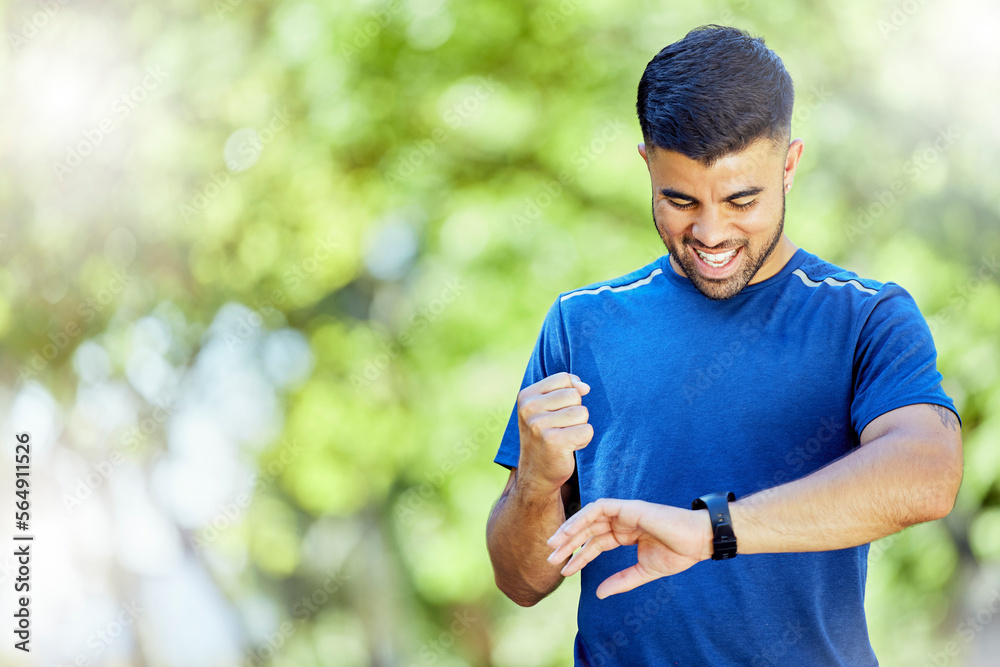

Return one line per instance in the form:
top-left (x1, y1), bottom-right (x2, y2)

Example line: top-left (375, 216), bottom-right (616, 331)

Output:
top-left (729, 403), bottom-right (963, 553)
top-left (486, 372), bottom-right (591, 607)
top-left (545, 403), bottom-right (963, 598)
top-left (486, 467), bottom-right (580, 606)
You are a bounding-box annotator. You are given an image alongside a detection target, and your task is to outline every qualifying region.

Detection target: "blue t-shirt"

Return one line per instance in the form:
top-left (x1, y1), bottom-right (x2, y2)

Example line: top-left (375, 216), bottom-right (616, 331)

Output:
top-left (493, 248), bottom-right (958, 666)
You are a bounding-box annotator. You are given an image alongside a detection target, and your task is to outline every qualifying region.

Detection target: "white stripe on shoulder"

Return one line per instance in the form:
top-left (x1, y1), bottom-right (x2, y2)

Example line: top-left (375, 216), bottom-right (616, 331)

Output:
top-left (560, 267), bottom-right (664, 302)
top-left (792, 268), bottom-right (878, 296)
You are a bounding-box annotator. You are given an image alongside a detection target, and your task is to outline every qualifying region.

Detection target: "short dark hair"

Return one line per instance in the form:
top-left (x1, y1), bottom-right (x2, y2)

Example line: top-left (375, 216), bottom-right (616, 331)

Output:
top-left (636, 25), bottom-right (794, 166)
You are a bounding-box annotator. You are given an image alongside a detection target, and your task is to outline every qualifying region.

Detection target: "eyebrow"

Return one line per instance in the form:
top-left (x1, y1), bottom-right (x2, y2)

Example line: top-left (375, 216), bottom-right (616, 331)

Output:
top-left (660, 186), bottom-right (765, 203)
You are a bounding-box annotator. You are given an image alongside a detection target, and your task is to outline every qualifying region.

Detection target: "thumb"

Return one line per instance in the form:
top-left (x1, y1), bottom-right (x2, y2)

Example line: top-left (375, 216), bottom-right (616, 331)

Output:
top-left (595, 562), bottom-right (658, 599)
top-left (571, 375), bottom-right (591, 396)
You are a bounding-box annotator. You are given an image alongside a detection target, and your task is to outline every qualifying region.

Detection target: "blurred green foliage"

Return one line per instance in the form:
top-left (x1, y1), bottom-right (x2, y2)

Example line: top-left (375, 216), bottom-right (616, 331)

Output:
top-left (1, 0), bottom-right (998, 664)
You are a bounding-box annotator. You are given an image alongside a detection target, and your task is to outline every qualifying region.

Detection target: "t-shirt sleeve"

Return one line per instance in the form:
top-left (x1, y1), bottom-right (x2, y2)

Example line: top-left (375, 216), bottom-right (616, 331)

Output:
top-left (851, 283), bottom-right (960, 438)
top-left (493, 297), bottom-right (571, 470)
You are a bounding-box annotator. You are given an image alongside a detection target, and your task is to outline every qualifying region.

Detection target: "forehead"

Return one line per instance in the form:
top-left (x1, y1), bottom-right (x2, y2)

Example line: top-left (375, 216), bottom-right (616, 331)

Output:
top-left (649, 137), bottom-right (783, 185)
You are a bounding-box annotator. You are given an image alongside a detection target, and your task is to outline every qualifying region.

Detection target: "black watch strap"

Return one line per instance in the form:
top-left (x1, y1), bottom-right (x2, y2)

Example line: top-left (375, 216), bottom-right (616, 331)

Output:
top-left (691, 491), bottom-right (738, 560)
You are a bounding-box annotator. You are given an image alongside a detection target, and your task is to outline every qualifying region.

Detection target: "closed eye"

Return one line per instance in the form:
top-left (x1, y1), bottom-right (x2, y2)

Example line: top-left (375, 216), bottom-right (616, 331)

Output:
top-left (728, 199), bottom-right (757, 211)
top-left (667, 199), bottom-right (758, 211)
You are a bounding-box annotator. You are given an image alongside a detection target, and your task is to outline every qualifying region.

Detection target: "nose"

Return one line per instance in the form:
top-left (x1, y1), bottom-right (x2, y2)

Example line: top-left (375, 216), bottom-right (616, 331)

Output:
top-left (690, 205), bottom-right (731, 249)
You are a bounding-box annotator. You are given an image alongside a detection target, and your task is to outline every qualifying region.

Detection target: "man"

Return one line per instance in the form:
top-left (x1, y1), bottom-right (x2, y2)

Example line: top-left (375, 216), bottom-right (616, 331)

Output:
top-left (485, 25), bottom-right (963, 666)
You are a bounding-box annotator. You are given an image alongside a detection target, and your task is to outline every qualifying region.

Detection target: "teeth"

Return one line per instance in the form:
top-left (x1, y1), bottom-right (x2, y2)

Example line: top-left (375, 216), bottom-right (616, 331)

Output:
top-left (695, 248), bottom-right (737, 267)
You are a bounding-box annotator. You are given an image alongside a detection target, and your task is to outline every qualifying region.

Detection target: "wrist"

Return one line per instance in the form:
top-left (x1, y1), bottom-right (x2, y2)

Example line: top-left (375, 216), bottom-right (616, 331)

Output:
top-left (727, 502), bottom-right (751, 555)
top-left (691, 491), bottom-right (738, 560)
top-left (693, 508), bottom-right (715, 562)
top-left (513, 471), bottom-right (561, 504)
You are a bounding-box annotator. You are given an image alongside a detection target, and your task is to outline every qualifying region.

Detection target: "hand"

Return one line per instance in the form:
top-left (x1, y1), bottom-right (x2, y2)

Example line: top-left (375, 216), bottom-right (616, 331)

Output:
top-left (545, 499), bottom-right (713, 598)
top-left (516, 372), bottom-right (593, 494)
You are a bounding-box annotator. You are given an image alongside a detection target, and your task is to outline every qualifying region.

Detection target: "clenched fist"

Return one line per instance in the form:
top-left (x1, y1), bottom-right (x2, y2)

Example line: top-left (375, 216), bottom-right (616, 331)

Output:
top-left (516, 372), bottom-right (593, 494)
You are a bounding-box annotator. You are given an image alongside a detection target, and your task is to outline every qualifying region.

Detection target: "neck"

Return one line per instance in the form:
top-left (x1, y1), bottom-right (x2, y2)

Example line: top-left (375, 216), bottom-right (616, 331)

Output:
top-left (749, 235), bottom-right (798, 285)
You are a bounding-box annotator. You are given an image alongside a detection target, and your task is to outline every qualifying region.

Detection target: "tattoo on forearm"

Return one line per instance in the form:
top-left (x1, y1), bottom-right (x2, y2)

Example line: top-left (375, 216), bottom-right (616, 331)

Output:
top-left (929, 405), bottom-right (959, 431)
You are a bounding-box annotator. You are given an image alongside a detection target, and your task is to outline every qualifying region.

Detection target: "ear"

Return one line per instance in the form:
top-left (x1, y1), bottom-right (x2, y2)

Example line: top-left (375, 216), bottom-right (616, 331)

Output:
top-left (783, 138), bottom-right (804, 191)
top-left (638, 142), bottom-right (650, 169)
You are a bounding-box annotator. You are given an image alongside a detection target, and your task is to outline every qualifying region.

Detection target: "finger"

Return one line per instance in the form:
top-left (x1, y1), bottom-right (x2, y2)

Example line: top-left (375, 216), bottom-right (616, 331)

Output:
top-left (547, 501), bottom-right (595, 547)
top-left (549, 498), bottom-right (627, 545)
top-left (526, 374), bottom-right (590, 404)
top-left (546, 519), bottom-right (612, 562)
top-left (523, 387), bottom-right (586, 415)
top-left (538, 422), bottom-right (592, 453)
top-left (547, 518), bottom-right (610, 557)
top-left (567, 373), bottom-right (590, 394)
top-left (531, 372), bottom-right (582, 396)
top-left (525, 402), bottom-right (589, 430)
top-left (561, 531), bottom-right (623, 577)
top-left (560, 423), bottom-right (594, 451)
top-left (595, 562), bottom-right (659, 599)
top-left (548, 500), bottom-right (600, 545)
top-left (571, 376), bottom-right (591, 396)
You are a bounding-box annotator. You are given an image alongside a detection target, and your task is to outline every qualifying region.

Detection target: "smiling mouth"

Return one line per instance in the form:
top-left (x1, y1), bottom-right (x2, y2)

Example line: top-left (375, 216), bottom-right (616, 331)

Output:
top-left (687, 243), bottom-right (745, 276)
top-left (693, 247), bottom-right (739, 268)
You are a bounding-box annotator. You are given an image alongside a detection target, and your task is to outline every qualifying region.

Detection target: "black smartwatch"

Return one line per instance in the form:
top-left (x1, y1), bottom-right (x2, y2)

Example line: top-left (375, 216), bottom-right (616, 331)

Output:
top-left (691, 492), bottom-right (738, 560)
